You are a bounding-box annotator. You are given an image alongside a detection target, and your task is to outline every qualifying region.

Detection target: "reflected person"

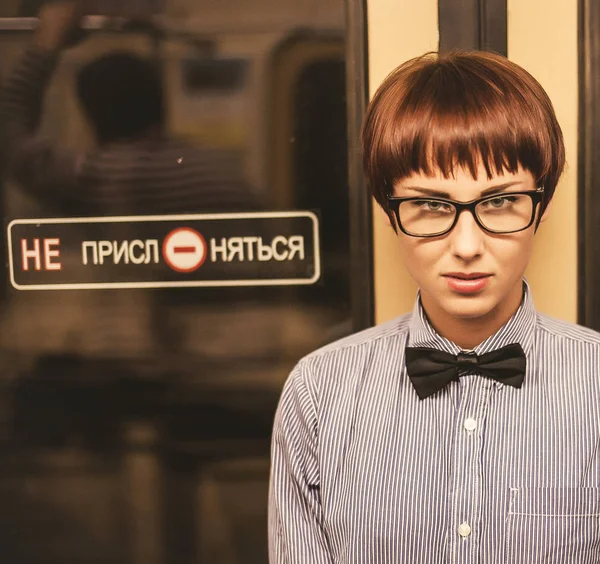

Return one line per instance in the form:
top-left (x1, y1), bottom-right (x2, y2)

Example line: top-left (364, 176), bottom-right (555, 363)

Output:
top-left (0, 0), bottom-right (256, 216)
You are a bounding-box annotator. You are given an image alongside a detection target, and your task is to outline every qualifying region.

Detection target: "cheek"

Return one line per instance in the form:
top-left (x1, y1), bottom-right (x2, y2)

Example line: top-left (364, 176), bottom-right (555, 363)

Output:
top-left (399, 234), bottom-right (536, 278)
top-left (399, 239), bottom-right (445, 274)
top-left (489, 234), bottom-right (535, 266)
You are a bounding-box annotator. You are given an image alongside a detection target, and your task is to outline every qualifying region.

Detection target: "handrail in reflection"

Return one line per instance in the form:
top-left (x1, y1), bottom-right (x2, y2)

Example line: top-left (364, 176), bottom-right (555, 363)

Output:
top-left (0, 16), bottom-right (111, 31)
top-left (0, 16), bottom-right (215, 53)
top-left (0, 17), bottom-right (342, 37)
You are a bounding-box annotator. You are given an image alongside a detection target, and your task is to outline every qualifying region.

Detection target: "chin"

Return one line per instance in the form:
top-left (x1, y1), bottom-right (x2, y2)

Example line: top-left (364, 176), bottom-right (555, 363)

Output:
top-left (441, 294), bottom-right (500, 320)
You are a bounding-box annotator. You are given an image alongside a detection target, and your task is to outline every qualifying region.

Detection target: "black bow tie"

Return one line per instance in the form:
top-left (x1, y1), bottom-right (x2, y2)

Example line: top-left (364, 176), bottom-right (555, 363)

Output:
top-left (405, 343), bottom-right (527, 400)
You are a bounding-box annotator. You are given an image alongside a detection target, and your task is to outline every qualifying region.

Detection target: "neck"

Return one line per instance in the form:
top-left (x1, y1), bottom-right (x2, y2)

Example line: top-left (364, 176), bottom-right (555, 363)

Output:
top-left (420, 281), bottom-right (524, 350)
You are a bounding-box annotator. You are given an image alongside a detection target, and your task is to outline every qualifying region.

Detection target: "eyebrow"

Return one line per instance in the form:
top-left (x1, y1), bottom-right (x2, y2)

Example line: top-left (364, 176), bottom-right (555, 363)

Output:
top-left (400, 181), bottom-right (526, 199)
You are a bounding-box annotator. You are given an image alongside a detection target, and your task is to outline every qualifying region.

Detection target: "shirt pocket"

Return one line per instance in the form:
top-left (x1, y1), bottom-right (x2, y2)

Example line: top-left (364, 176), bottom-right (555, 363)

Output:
top-left (505, 487), bottom-right (600, 564)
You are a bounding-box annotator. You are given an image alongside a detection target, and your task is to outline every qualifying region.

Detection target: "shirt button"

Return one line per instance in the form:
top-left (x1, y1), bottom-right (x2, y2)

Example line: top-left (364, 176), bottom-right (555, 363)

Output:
top-left (458, 522), bottom-right (472, 538)
top-left (464, 417), bottom-right (477, 432)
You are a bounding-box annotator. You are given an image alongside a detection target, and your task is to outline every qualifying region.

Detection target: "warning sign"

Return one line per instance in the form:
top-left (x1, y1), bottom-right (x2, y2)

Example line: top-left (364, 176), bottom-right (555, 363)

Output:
top-left (7, 212), bottom-right (320, 290)
top-left (162, 228), bottom-right (207, 273)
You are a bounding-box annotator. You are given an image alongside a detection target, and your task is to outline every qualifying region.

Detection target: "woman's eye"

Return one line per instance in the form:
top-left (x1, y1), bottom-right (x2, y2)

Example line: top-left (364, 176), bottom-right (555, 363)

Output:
top-left (486, 196), bottom-right (518, 208)
top-left (415, 200), bottom-right (451, 212)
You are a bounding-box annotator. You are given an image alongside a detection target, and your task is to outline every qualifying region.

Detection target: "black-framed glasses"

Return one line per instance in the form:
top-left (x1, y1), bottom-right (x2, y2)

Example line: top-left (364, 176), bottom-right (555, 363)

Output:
top-left (387, 188), bottom-right (545, 238)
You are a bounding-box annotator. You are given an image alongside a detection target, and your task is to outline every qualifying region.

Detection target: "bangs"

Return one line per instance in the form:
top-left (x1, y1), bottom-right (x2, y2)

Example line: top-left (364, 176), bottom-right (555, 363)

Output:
top-left (362, 51), bottom-right (564, 216)
top-left (379, 67), bottom-right (549, 183)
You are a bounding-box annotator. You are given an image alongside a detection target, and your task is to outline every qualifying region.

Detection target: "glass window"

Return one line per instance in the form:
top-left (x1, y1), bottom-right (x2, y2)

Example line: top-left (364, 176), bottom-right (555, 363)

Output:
top-left (0, 0), bottom-right (369, 561)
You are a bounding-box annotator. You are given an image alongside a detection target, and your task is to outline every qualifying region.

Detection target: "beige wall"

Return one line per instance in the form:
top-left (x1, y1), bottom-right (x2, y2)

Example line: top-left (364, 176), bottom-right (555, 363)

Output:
top-left (368, 0), bottom-right (578, 324)
top-left (367, 0), bottom-right (438, 323)
top-left (508, 0), bottom-right (578, 322)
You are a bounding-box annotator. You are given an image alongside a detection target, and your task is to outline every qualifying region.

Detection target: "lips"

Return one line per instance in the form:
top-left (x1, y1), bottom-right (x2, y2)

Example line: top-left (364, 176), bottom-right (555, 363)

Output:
top-left (444, 272), bottom-right (491, 280)
top-left (443, 273), bottom-right (491, 294)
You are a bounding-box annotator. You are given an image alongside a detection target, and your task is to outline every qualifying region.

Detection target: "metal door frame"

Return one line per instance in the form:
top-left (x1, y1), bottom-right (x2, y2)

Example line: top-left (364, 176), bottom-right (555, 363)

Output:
top-left (345, 0), bottom-right (373, 330)
top-left (438, 0), bottom-right (508, 55)
top-left (579, 0), bottom-right (600, 329)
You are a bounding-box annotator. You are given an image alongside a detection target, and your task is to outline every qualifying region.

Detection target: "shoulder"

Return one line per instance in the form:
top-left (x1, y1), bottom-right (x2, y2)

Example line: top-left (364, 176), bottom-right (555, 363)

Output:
top-left (303, 313), bottom-right (411, 362)
top-left (276, 314), bottom-right (411, 423)
top-left (286, 313), bottom-right (411, 394)
top-left (536, 313), bottom-right (600, 347)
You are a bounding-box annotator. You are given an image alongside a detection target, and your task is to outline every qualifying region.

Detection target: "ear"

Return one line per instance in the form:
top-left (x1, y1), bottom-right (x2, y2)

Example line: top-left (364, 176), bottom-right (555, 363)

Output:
top-left (376, 202), bottom-right (395, 229)
top-left (384, 211), bottom-right (393, 228)
top-left (539, 197), bottom-right (553, 223)
top-left (384, 210), bottom-right (400, 234)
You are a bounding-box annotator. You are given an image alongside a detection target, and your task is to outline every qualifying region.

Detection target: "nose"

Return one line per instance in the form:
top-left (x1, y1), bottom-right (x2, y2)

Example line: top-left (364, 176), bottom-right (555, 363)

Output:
top-left (448, 209), bottom-right (485, 261)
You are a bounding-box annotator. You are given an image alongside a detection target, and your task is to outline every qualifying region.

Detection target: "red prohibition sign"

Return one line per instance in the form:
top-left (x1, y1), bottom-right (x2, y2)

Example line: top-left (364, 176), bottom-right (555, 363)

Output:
top-left (162, 227), bottom-right (207, 273)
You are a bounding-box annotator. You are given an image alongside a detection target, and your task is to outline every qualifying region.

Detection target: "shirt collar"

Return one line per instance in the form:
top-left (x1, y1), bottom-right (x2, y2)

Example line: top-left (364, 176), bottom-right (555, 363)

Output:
top-left (407, 278), bottom-right (537, 357)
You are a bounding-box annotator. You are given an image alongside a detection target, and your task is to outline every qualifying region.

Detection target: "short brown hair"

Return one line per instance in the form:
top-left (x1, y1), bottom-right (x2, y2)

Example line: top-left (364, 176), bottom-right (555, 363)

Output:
top-left (361, 50), bottom-right (565, 227)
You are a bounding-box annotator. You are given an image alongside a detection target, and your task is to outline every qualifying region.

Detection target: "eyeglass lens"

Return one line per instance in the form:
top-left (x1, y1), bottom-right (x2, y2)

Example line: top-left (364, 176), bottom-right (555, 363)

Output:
top-left (397, 193), bottom-right (535, 236)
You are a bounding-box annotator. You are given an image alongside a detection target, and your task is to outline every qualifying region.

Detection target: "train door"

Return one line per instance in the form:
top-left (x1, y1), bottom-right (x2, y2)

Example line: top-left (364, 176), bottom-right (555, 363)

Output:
top-left (0, 0), bottom-right (371, 562)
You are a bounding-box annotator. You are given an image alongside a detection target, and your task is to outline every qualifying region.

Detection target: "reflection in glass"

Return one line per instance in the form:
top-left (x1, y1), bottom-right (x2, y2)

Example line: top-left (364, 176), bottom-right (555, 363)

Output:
top-left (0, 0), bottom-right (355, 561)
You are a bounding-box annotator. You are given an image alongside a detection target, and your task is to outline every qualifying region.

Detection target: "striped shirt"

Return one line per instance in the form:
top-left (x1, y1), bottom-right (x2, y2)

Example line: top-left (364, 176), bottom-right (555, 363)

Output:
top-left (269, 281), bottom-right (600, 563)
top-left (0, 46), bottom-right (256, 215)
